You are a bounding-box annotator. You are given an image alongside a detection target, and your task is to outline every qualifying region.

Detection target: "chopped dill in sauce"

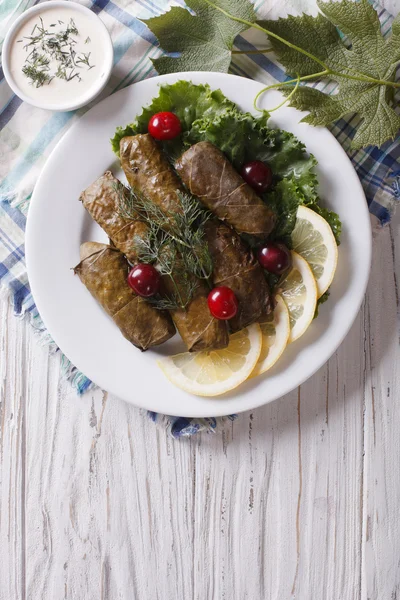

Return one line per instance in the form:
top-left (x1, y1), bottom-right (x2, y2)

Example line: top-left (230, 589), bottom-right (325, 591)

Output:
top-left (18, 16), bottom-right (95, 88)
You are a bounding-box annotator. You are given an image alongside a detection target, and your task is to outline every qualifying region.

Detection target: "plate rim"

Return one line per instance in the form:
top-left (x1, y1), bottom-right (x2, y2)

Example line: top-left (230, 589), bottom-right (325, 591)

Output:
top-left (25, 71), bottom-right (372, 417)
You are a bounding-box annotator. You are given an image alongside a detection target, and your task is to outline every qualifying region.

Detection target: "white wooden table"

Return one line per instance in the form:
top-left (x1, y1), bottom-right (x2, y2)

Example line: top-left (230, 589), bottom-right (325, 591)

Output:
top-left (2, 4), bottom-right (400, 598)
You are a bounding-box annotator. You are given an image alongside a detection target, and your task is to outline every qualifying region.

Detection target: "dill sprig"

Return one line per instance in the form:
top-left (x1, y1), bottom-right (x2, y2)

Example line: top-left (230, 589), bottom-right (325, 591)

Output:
top-left (76, 52), bottom-right (94, 69)
top-left (20, 16), bottom-right (96, 87)
top-left (115, 183), bottom-right (212, 310)
top-left (171, 192), bottom-right (213, 280)
top-left (134, 230), bottom-right (199, 310)
top-left (117, 184), bottom-right (213, 280)
top-left (22, 64), bottom-right (51, 87)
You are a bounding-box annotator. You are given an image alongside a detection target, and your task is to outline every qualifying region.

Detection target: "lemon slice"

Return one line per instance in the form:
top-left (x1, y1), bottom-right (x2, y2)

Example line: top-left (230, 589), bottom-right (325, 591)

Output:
top-left (158, 324), bottom-right (262, 397)
top-left (251, 295), bottom-right (290, 378)
top-left (291, 205), bottom-right (338, 298)
top-left (279, 251), bottom-right (317, 343)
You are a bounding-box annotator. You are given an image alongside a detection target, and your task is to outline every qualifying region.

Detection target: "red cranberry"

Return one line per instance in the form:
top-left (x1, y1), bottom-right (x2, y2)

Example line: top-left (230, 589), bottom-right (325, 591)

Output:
top-left (148, 112), bottom-right (182, 140)
top-left (241, 160), bottom-right (273, 193)
top-left (127, 264), bottom-right (161, 297)
top-left (257, 242), bottom-right (291, 275)
top-left (207, 286), bottom-right (238, 320)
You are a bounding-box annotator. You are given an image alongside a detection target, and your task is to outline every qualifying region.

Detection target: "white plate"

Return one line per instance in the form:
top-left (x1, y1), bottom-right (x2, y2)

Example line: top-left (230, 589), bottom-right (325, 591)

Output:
top-left (25, 72), bottom-right (371, 417)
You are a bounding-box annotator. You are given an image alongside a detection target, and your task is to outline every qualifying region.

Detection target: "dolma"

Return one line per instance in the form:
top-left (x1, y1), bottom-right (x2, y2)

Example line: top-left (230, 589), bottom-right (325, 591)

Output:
top-left (120, 134), bottom-right (229, 352)
top-left (175, 142), bottom-right (276, 238)
top-left (80, 171), bottom-right (147, 264)
top-left (205, 220), bottom-right (271, 332)
top-left (164, 273), bottom-right (228, 352)
top-left (74, 242), bottom-right (175, 350)
top-left (120, 133), bottom-right (184, 216)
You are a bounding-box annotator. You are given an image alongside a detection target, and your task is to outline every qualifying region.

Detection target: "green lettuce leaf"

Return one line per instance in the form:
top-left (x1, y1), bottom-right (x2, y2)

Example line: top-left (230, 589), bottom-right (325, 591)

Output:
top-left (111, 124), bottom-right (136, 155)
top-left (265, 180), bottom-right (341, 245)
top-left (311, 205), bottom-right (342, 243)
top-left (314, 290), bottom-right (330, 318)
top-left (185, 109), bottom-right (272, 167)
top-left (266, 179), bottom-right (305, 244)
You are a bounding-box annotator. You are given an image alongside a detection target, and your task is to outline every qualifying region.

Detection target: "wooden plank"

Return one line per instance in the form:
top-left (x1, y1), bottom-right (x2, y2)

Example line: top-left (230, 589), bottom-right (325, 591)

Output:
top-left (362, 213), bottom-right (400, 600)
top-left (0, 299), bottom-right (27, 600)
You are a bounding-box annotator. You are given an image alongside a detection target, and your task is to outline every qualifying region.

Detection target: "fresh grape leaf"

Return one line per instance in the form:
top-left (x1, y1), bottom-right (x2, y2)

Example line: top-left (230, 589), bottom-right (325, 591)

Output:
top-left (260, 0), bottom-right (400, 148)
top-left (282, 82), bottom-right (400, 149)
top-left (257, 13), bottom-right (346, 77)
top-left (142, 0), bottom-right (256, 74)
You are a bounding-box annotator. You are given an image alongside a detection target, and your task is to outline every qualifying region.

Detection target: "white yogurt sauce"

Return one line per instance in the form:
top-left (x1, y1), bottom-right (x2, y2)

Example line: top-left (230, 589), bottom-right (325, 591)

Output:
top-left (9, 6), bottom-right (107, 108)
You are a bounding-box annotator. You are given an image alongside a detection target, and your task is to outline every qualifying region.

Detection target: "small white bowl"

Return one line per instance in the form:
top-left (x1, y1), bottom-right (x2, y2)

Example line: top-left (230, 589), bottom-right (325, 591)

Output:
top-left (2, 1), bottom-right (113, 112)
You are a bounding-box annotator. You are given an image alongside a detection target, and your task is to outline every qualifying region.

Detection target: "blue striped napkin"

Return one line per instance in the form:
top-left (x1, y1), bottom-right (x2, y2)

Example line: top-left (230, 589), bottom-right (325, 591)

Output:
top-left (1, 0), bottom-right (399, 437)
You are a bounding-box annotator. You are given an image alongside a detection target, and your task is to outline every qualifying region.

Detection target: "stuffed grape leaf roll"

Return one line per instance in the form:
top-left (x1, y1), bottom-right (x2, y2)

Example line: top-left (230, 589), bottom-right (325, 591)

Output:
top-left (80, 171), bottom-right (147, 264)
top-left (120, 134), bottom-right (229, 352)
top-left (175, 142), bottom-right (276, 239)
top-left (74, 242), bottom-right (175, 350)
top-left (205, 220), bottom-right (271, 332)
top-left (163, 270), bottom-right (228, 352)
top-left (120, 133), bottom-right (184, 217)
